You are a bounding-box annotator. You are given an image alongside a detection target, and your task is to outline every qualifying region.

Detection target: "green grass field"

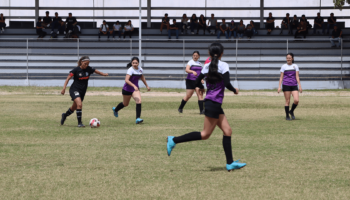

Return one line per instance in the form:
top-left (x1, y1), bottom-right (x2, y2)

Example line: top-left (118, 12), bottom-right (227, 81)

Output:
top-left (1, 87), bottom-right (350, 199)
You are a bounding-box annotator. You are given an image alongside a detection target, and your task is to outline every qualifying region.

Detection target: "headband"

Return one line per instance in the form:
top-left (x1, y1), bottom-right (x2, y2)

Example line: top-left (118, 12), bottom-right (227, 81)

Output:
top-left (82, 58), bottom-right (90, 62)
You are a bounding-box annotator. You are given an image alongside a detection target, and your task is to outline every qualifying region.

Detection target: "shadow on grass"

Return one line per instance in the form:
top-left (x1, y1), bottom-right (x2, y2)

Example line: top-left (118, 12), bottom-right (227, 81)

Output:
top-left (208, 166), bottom-right (226, 172)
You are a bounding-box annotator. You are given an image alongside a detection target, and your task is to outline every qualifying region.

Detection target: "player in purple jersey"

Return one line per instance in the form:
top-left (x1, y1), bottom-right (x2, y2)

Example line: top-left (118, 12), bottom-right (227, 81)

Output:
top-left (167, 43), bottom-right (246, 172)
top-left (178, 51), bottom-right (206, 114)
top-left (278, 53), bottom-right (302, 120)
top-left (112, 57), bottom-right (150, 124)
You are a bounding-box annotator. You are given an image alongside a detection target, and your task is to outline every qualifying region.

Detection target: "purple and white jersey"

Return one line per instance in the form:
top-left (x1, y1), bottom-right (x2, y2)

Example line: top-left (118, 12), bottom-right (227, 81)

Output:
top-left (122, 66), bottom-right (143, 92)
top-left (280, 64), bottom-right (299, 86)
top-left (202, 60), bottom-right (230, 104)
top-left (186, 59), bottom-right (203, 80)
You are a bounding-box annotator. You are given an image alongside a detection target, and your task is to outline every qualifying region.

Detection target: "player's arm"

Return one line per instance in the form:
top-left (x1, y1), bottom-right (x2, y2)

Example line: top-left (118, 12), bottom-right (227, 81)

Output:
top-left (185, 64), bottom-right (197, 76)
top-left (125, 74), bottom-right (138, 91)
top-left (278, 72), bottom-right (283, 93)
top-left (61, 73), bottom-right (73, 95)
top-left (194, 73), bottom-right (205, 88)
top-left (296, 71), bottom-right (302, 93)
top-left (140, 75), bottom-right (150, 91)
top-left (223, 72), bottom-right (238, 94)
top-left (94, 70), bottom-right (108, 76)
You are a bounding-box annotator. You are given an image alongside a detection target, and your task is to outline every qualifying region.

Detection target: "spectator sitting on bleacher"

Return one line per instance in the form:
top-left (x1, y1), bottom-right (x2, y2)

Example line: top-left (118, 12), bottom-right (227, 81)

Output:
top-left (291, 15), bottom-right (299, 34)
top-left (111, 21), bottom-right (122, 40)
top-left (265, 12), bottom-right (275, 35)
top-left (330, 25), bottom-right (342, 48)
top-left (228, 20), bottom-right (237, 39)
top-left (124, 20), bottom-right (134, 39)
top-left (217, 18), bottom-right (228, 39)
top-left (42, 11), bottom-right (52, 28)
top-left (36, 17), bottom-right (47, 38)
top-left (66, 13), bottom-right (77, 34)
top-left (51, 12), bottom-right (65, 35)
top-left (327, 13), bottom-right (337, 35)
top-left (0, 13), bottom-right (6, 33)
top-left (197, 14), bottom-right (207, 35)
top-left (160, 13), bottom-right (169, 33)
top-left (250, 20), bottom-right (258, 35)
top-left (294, 20), bottom-right (307, 39)
top-left (190, 14), bottom-right (198, 35)
top-left (168, 19), bottom-right (179, 39)
top-left (280, 13), bottom-right (291, 35)
top-left (207, 13), bottom-right (217, 35)
top-left (98, 20), bottom-right (110, 40)
top-left (180, 14), bottom-right (189, 34)
top-left (313, 12), bottom-right (325, 35)
top-left (237, 19), bottom-right (245, 39)
top-left (246, 22), bottom-right (253, 39)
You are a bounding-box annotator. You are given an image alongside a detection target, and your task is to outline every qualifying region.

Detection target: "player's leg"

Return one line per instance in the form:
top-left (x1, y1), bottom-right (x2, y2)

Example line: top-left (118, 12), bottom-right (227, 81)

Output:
top-left (217, 114), bottom-right (246, 171)
top-left (61, 101), bottom-right (76, 125)
top-left (289, 90), bottom-right (299, 119)
top-left (195, 87), bottom-right (205, 114)
top-left (132, 91), bottom-right (143, 124)
top-left (178, 89), bottom-right (195, 113)
top-left (284, 91), bottom-right (292, 120)
top-left (112, 92), bottom-right (132, 117)
top-left (74, 97), bottom-right (84, 127)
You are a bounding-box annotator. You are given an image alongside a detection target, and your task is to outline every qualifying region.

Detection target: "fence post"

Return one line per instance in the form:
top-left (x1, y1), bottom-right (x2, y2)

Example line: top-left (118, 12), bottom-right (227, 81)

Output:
top-left (235, 39), bottom-right (238, 80)
top-left (183, 39), bottom-right (185, 81)
top-left (286, 39), bottom-right (288, 53)
top-left (340, 38), bottom-right (343, 88)
top-left (130, 39), bottom-right (132, 58)
top-left (25, 38), bottom-right (29, 86)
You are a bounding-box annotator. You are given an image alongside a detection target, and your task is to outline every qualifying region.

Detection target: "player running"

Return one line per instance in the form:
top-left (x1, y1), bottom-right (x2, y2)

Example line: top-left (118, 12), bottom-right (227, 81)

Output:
top-left (278, 53), bottom-right (302, 120)
top-left (112, 57), bottom-right (150, 124)
top-left (178, 51), bottom-right (206, 114)
top-left (60, 56), bottom-right (108, 127)
top-left (167, 43), bottom-right (246, 172)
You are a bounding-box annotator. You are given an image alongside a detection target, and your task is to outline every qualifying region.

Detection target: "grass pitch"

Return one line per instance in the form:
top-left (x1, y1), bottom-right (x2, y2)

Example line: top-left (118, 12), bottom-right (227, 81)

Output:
top-left (1, 87), bottom-right (350, 199)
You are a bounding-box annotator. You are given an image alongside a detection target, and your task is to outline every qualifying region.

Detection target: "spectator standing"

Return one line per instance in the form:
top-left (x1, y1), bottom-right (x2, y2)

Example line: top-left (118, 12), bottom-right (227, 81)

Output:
top-left (228, 20), bottom-right (237, 39)
top-left (217, 19), bottom-right (229, 39)
top-left (180, 14), bottom-right (189, 34)
top-left (0, 13), bottom-right (6, 33)
top-left (124, 20), bottom-right (134, 39)
top-left (294, 20), bottom-right (307, 38)
top-left (207, 13), bottom-right (217, 35)
top-left (291, 15), bottom-right (299, 34)
top-left (327, 13), bottom-right (337, 35)
top-left (313, 12), bottom-right (325, 35)
top-left (330, 25), bottom-right (342, 47)
top-left (36, 17), bottom-right (47, 38)
top-left (280, 13), bottom-right (291, 35)
top-left (51, 12), bottom-right (65, 34)
top-left (197, 14), bottom-right (207, 35)
top-left (246, 22), bottom-right (253, 39)
top-left (265, 12), bottom-right (275, 35)
top-left (111, 21), bottom-right (122, 40)
top-left (98, 20), bottom-right (110, 39)
top-left (168, 19), bottom-right (179, 39)
top-left (160, 13), bottom-right (169, 33)
top-left (190, 14), bottom-right (198, 34)
top-left (42, 11), bottom-right (52, 28)
top-left (237, 19), bottom-right (245, 39)
top-left (66, 13), bottom-right (77, 33)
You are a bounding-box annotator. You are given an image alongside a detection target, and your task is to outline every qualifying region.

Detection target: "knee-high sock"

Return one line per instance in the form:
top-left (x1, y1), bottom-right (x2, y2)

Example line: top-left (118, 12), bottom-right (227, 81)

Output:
top-left (178, 99), bottom-right (187, 109)
top-left (136, 104), bottom-right (141, 119)
top-left (285, 106), bottom-right (289, 117)
top-left (115, 102), bottom-right (125, 112)
top-left (76, 109), bottom-right (82, 124)
top-left (65, 108), bottom-right (74, 116)
top-left (173, 131), bottom-right (201, 144)
top-left (198, 100), bottom-right (204, 112)
top-left (223, 135), bottom-right (234, 164)
top-left (290, 103), bottom-right (298, 113)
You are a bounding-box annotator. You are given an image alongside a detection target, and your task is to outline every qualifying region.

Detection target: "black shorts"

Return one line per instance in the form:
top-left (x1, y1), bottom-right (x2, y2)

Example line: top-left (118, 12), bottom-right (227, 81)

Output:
top-left (122, 89), bottom-right (133, 96)
top-left (282, 85), bottom-right (298, 92)
top-left (70, 89), bottom-right (86, 101)
top-left (204, 99), bottom-right (224, 119)
top-left (186, 79), bottom-right (204, 90)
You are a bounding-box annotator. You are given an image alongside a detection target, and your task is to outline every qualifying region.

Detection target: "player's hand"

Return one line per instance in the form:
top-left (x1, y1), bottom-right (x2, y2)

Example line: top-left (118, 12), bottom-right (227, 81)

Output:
top-left (299, 87), bottom-right (302, 93)
top-left (234, 88), bottom-right (239, 95)
top-left (147, 86), bottom-right (151, 91)
top-left (103, 73), bottom-right (108, 76)
top-left (134, 86), bottom-right (139, 91)
top-left (278, 87), bottom-right (281, 93)
top-left (61, 88), bottom-right (65, 95)
top-left (192, 71), bottom-right (197, 76)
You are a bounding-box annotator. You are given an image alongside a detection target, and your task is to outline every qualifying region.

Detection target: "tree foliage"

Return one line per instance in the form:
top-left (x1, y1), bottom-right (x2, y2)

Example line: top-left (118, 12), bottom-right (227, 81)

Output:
top-left (334, 0), bottom-right (350, 10)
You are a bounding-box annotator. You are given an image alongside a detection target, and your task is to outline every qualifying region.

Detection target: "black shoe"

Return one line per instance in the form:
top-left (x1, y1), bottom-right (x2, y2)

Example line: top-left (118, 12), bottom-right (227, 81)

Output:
top-left (178, 109), bottom-right (183, 113)
top-left (61, 113), bottom-right (67, 125)
top-left (77, 123), bottom-right (85, 128)
top-left (289, 112), bottom-right (295, 120)
top-left (286, 116), bottom-right (292, 121)
top-left (200, 110), bottom-right (205, 115)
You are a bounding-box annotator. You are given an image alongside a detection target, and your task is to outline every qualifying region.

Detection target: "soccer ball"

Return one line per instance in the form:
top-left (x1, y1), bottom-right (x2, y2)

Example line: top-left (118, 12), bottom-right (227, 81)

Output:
top-left (89, 118), bottom-right (100, 128)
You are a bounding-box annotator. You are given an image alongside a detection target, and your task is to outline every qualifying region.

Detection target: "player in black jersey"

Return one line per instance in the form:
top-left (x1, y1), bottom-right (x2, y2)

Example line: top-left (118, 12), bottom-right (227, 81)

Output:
top-left (60, 56), bottom-right (108, 127)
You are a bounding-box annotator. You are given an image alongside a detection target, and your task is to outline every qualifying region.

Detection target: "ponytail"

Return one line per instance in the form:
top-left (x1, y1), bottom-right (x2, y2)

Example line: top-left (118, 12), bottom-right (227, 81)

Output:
top-left (206, 43), bottom-right (224, 84)
top-left (127, 57), bottom-right (139, 68)
top-left (126, 62), bottom-right (132, 68)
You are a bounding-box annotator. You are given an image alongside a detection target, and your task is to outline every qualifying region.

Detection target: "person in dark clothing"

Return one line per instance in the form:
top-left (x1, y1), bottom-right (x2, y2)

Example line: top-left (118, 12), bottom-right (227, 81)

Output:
top-left (313, 12), bottom-right (325, 35)
top-left (265, 12), bottom-right (275, 35)
top-left (327, 13), bottom-right (337, 35)
top-left (66, 13), bottom-right (77, 33)
top-left (160, 13), bottom-right (169, 33)
top-left (330, 25), bottom-right (342, 47)
top-left (294, 20), bottom-right (307, 38)
top-left (98, 20), bottom-right (110, 39)
top-left (123, 20), bottom-right (134, 39)
top-left (51, 12), bottom-right (65, 34)
top-left (36, 17), bottom-right (47, 38)
top-left (197, 14), bottom-right (207, 35)
top-left (207, 13), bottom-right (217, 35)
top-left (190, 14), bottom-right (198, 34)
top-left (0, 13), bottom-right (6, 33)
top-left (168, 19), bottom-right (179, 39)
top-left (290, 15), bottom-right (299, 34)
top-left (280, 13), bottom-right (291, 35)
top-left (42, 11), bottom-right (52, 27)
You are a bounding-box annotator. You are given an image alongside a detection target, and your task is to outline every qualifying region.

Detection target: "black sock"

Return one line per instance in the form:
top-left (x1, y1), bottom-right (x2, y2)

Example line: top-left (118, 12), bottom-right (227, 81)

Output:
top-left (173, 131), bottom-right (201, 144)
top-left (178, 99), bottom-right (187, 110)
top-left (290, 103), bottom-right (298, 114)
top-left (285, 106), bottom-right (289, 117)
top-left (115, 102), bottom-right (125, 112)
top-left (223, 135), bottom-right (234, 164)
top-left (198, 100), bottom-right (204, 112)
top-left (136, 104), bottom-right (141, 119)
top-left (65, 108), bottom-right (74, 116)
top-left (76, 109), bottom-right (82, 124)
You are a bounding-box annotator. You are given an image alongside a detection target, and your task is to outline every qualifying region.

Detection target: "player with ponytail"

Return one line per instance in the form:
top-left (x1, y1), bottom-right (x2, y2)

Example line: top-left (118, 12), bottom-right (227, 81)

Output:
top-left (167, 43), bottom-right (246, 172)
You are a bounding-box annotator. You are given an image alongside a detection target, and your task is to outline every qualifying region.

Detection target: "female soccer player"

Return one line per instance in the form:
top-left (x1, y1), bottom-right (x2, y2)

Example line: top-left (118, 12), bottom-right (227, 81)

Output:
top-left (112, 57), bottom-right (150, 124)
top-left (60, 56), bottom-right (108, 127)
top-left (278, 53), bottom-right (302, 120)
top-left (178, 51), bottom-right (205, 114)
top-left (168, 43), bottom-right (246, 172)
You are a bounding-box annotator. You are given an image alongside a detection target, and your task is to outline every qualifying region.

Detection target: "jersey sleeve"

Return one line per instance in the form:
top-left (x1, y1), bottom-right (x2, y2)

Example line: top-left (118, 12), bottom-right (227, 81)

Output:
top-left (186, 60), bottom-right (193, 66)
top-left (69, 68), bottom-right (77, 76)
top-left (280, 65), bottom-right (285, 73)
top-left (220, 62), bottom-right (229, 74)
top-left (88, 66), bottom-right (96, 74)
top-left (201, 64), bottom-right (209, 74)
top-left (295, 64), bottom-right (300, 72)
top-left (126, 68), bottom-right (133, 76)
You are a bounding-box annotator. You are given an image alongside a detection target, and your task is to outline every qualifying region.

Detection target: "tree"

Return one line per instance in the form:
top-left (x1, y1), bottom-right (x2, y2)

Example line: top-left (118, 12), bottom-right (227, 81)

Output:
top-left (334, 0), bottom-right (350, 10)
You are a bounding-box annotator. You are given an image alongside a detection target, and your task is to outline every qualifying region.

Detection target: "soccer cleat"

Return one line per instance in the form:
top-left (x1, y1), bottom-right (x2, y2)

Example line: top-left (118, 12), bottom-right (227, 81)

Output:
top-left (200, 110), bottom-right (205, 115)
top-left (178, 109), bottom-right (183, 113)
top-left (61, 113), bottom-right (67, 125)
top-left (112, 107), bottom-right (118, 117)
top-left (286, 116), bottom-right (292, 121)
top-left (136, 118), bottom-right (143, 124)
top-left (226, 159), bottom-right (246, 172)
top-left (167, 136), bottom-right (176, 156)
top-left (289, 112), bottom-right (295, 120)
top-left (77, 123), bottom-right (85, 128)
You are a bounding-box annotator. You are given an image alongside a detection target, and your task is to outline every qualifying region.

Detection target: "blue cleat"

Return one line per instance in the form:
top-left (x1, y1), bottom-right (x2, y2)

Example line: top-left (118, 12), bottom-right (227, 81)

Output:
top-left (167, 136), bottom-right (176, 156)
top-left (226, 159), bottom-right (246, 172)
top-left (112, 107), bottom-right (118, 117)
top-left (136, 118), bottom-right (144, 124)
